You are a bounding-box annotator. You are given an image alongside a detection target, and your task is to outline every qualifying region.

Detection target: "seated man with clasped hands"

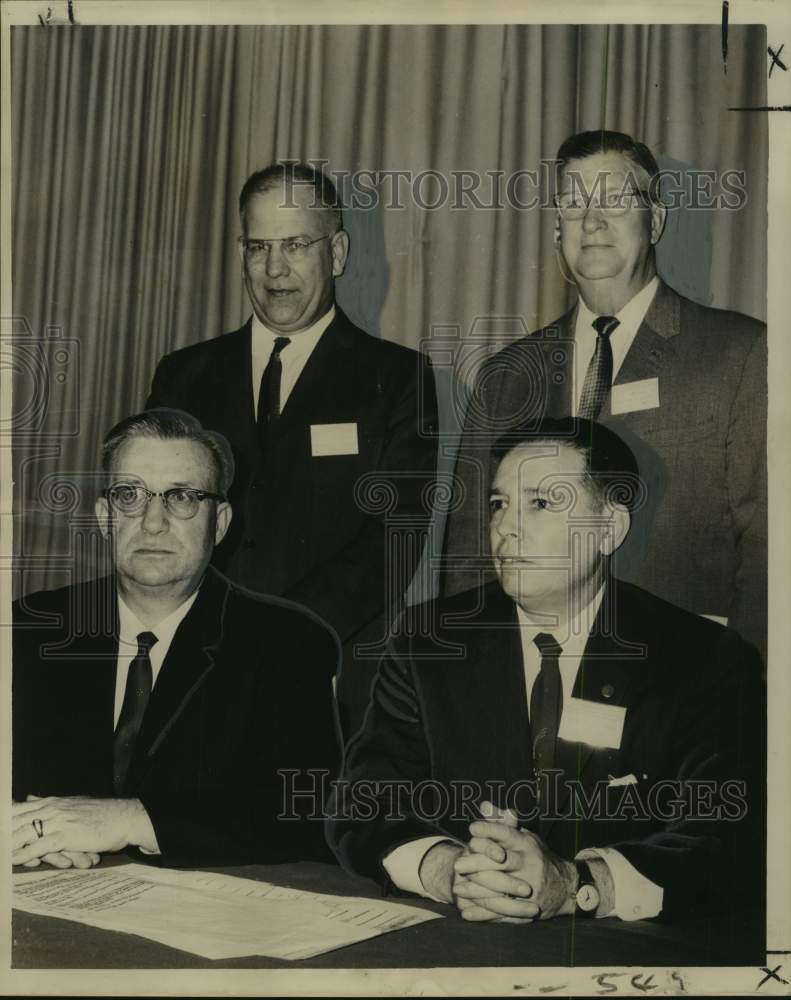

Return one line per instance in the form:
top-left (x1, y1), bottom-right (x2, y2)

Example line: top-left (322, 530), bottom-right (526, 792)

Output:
top-left (13, 408), bottom-right (340, 869)
top-left (328, 418), bottom-right (764, 924)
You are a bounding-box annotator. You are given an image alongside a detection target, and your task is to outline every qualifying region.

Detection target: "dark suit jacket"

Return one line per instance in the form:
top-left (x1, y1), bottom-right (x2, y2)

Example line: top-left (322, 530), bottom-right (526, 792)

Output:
top-left (442, 281), bottom-right (767, 661)
top-left (147, 308), bottom-right (438, 646)
top-left (329, 579), bottom-right (765, 919)
top-left (13, 567), bottom-right (341, 867)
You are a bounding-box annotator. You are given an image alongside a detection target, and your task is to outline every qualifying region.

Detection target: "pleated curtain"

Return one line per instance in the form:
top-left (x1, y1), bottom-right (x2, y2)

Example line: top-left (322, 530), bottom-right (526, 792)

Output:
top-left (10, 23), bottom-right (767, 594)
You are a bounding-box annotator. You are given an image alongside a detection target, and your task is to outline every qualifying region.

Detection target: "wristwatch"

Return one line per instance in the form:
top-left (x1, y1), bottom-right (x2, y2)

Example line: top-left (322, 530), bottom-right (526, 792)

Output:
top-left (574, 860), bottom-right (601, 916)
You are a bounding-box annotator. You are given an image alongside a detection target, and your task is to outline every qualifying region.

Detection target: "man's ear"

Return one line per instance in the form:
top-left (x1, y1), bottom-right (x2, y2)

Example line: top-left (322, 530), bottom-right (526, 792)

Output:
top-left (95, 496), bottom-right (112, 540)
top-left (649, 200), bottom-right (667, 245)
top-left (331, 229), bottom-right (350, 278)
top-left (214, 502), bottom-right (232, 546)
top-left (599, 503), bottom-right (631, 556)
top-left (553, 216), bottom-right (561, 245)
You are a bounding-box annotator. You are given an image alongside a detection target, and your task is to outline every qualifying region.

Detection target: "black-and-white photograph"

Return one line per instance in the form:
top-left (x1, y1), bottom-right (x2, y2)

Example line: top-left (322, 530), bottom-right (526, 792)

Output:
top-left (1, 0), bottom-right (788, 995)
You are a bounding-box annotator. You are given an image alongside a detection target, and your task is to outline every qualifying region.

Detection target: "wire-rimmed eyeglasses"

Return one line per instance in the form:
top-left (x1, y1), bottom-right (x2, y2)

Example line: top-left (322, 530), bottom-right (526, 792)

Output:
top-left (238, 234), bottom-right (333, 264)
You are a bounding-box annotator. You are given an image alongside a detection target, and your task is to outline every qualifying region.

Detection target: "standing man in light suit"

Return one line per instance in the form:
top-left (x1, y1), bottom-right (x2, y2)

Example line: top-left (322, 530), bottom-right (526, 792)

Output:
top-left (148, 163), bottom-right (438, 732)
top-left (443, 130), bottom-right (766, 663)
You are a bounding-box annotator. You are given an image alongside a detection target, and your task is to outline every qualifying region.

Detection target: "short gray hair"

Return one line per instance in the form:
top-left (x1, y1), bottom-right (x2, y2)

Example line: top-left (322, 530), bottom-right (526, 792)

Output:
top-left (239, 161), bottom-right (343, 233)
top-left (101, 409), bottom-right (235, 496)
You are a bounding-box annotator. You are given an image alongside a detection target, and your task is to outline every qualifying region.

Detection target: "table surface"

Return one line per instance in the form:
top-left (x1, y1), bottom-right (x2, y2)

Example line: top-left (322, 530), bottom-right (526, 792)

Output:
top-left (12, 859), bottom-right (765, 970)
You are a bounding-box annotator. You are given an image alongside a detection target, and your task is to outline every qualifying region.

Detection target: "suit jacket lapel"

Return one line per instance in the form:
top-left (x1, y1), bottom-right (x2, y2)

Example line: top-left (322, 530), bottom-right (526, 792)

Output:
top-left (214, 320), bottom-right (257, 458)
top-left (552, 282), bottom-right (680, 420)
top-left (52, 575), bottom-right (120, 706)
top-left (126, 569), bottom-right (230, 786)
top-left (428, 584), bottom-right (534, 792)
top-left (277, 308), bottom-right (358, 430)
top-left (543, 580), bottom-right (657, 833)
top-left (538, 307), bottom-right (576, 417)
top-left (606, 280), bottom-right (681, 406)
top-left (69, 578), bottom-right (120, 781)
top-left (23, 577), bottom-right (121, 795)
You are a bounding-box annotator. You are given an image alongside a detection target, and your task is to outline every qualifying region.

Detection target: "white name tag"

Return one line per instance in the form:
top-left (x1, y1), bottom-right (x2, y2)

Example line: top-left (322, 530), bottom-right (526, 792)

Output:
top-left (610, 377), bottom-right (660, 415)
top-left (558, 696), bottom-right (626, 750)
top-left (310, 422), bottom-right (359, 457)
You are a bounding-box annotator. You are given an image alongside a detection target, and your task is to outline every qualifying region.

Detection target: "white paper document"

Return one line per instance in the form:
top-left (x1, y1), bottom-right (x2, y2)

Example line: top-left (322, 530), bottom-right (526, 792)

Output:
top-left (13, 864), bottom-right (442, 961)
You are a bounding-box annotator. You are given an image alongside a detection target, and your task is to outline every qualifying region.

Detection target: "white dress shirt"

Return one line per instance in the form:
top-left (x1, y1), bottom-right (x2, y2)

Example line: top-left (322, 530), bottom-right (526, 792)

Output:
top-left (572, 276), bottom-right (659, 414)
top-left (515, 590), bottom-right (605, 709)
top-left (114, 589), bottom-right (199, 728)
top-left (382, 588), bottom-right (664, 921)
top-left (250, 306), bottom-right (335, 414)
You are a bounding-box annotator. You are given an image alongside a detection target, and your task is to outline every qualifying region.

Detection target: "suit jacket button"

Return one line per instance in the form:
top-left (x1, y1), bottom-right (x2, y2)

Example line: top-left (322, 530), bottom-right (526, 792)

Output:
top-left (602, 684), bottom-right (615, 699)
top-left (244, 538), bottom-right (255, 549)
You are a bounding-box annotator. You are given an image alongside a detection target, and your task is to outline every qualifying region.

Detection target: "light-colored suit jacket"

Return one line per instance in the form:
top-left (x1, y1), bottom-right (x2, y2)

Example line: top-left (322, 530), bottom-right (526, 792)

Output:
top-left (442, 281), bottom-right (767, 660)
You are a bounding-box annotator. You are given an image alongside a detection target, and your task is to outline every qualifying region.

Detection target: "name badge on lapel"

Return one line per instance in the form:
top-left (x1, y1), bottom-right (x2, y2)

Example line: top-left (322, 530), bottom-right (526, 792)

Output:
top-left (310, 423), bottom-right (359, 457)
top-left (610, 377), bottom-right (660, 415)
top-left (558, 696), bottom-right (626, 749)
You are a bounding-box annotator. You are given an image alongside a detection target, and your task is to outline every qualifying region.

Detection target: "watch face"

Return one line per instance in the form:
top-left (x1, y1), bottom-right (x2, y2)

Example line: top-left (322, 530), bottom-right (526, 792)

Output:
top-left (576, 882), bottom-right (600, 913)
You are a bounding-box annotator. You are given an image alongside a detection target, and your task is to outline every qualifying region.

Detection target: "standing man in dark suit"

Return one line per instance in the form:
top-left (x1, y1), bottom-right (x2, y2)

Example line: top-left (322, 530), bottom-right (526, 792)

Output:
top-left (12, 409), bottom-right (340, 869)
top-left (329, 420), bottom-right (764, 929)
top-left (147, 163), bottom-right (438, 731)
top-left (443, 130), bottom-right (766, 662)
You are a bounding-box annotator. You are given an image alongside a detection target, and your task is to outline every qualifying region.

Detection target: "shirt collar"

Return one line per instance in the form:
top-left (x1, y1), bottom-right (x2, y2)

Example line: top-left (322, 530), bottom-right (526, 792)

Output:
top-left (117, 586), bottom-right (200, 650)
top-left (577, 275), bottom-right (659, 335)
top-left (251, 305), bottom-right (335, 357)
top-left (514, 584), bottom-right (605, 657)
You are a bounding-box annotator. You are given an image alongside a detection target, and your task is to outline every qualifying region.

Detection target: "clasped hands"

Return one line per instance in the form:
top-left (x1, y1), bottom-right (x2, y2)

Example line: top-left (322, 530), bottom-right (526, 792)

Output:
top-left (11, 795), bottom-right (158, 869)
top-left (421, 800), bottom-right (578, 924)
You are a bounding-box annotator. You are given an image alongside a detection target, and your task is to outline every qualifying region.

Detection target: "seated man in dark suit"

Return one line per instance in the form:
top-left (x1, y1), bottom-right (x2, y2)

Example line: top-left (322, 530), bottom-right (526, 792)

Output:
top-left (13, 409), bottom-right (340, 870)
top-left (146, 162), bottom-right (438, 734)
top-left (329, 418), bottom-right (764, 925)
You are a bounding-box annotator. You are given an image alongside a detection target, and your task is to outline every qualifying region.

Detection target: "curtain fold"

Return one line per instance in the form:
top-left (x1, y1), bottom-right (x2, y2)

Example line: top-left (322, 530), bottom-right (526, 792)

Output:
top-left (11, 23), bottom-right (767, 594)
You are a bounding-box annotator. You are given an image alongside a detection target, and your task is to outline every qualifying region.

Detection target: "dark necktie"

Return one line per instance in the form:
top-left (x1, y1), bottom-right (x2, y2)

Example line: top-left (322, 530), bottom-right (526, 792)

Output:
top-left (578, 315), bottom-right (620, 420)
top-left (530, 632), bottom-right (564, 778)
top-left (113, 631), bottom-right (157, 793)
top-left (257, 336), bottom-right (291, 448)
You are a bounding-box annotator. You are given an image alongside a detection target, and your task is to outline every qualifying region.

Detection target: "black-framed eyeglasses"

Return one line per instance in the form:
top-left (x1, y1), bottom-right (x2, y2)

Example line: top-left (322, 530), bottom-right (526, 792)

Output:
top-left (238, 234), bottom-right (333, 264)
top-left (553, 190), bottom-right (651, 219)
top-left (104, 484), bottom-right (225, 520)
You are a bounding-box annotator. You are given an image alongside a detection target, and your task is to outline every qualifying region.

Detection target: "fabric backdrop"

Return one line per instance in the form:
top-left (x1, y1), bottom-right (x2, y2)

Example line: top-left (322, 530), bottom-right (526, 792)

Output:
top-left (10, 23), bottom-right (767, 596)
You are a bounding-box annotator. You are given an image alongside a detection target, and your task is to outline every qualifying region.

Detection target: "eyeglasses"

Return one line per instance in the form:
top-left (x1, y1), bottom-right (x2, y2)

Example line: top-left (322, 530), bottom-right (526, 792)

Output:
top-left (104, 484), bottom-right (225, 520)
top-left (553, 190), bottom-right (651, 219)
top-left (238, 234), bottom-right (333, 264)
